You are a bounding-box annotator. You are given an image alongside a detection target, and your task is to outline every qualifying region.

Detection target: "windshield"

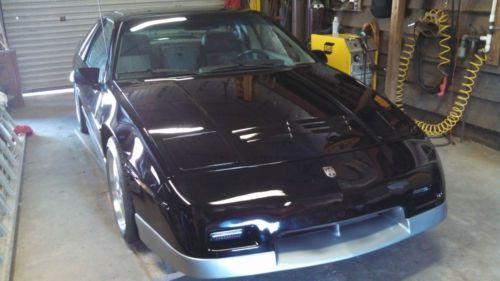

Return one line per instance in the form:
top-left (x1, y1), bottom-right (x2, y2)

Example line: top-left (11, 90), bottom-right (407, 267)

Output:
top-left (115, 12), bottom-right (316, 80)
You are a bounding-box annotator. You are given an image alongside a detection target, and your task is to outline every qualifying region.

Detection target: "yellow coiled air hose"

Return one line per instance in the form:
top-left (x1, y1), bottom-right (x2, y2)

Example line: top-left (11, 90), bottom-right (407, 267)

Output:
top-left (420, 9), bottom-right (452, 74)
top-left (395, 9), bottom-right (488, 137)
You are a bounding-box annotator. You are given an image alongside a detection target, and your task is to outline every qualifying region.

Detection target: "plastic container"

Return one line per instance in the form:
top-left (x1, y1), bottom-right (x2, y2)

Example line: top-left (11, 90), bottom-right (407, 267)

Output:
top-left (332, 17), bottom-right (340, 36)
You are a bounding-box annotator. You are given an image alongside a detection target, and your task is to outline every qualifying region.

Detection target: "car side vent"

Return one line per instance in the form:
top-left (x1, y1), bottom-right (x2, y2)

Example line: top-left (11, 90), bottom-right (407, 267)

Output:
top-left (421, 144), bottom-right (437, 161)
top-left (295, 117), bottom-right (351, 135)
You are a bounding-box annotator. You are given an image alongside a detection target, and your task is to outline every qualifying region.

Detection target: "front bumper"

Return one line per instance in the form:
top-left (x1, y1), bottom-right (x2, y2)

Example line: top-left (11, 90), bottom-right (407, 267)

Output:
top-left (135, 202), bottom-right (447, 279)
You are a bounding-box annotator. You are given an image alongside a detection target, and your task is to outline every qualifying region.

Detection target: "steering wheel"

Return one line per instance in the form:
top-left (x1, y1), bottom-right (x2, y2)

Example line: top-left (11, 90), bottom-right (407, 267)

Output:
top-left (235, 49), bottom-right (270, 60)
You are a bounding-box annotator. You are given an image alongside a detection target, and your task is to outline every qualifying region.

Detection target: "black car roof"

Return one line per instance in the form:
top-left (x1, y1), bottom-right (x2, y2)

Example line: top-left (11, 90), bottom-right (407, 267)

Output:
top-left (107, 7), bottom-right (251, 23)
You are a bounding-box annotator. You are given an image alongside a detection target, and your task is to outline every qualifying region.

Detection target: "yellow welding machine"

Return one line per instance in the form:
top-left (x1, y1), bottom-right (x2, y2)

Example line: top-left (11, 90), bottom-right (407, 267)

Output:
top-left (311, 33), bottom-right (375, 86)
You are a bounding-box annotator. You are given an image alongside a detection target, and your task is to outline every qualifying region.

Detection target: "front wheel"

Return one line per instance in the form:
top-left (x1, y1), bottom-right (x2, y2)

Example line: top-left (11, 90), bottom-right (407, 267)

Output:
top-left (105, 137), bottom-right (138, 244)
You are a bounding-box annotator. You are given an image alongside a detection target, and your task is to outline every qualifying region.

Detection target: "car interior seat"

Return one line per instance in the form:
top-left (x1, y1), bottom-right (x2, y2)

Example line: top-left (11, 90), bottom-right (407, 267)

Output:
top-left (200, 32), bottom-right (243, 67)
top-left (161, 42), bottom-right (200, 72)
top-left (116, 34), bottom-right (154, 75)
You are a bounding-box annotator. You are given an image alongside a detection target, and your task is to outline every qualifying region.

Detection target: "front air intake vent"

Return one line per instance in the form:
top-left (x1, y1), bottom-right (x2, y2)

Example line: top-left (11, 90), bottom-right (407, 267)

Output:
top-left (207, 227), bottom-right (260, 253)
top-left (209, 229), bottom-right (244, 242)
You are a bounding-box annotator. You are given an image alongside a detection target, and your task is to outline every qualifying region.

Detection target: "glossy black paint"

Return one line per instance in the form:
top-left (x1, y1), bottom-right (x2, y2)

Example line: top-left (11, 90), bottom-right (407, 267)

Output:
top-left (73, 10), bottom-right (445, 259)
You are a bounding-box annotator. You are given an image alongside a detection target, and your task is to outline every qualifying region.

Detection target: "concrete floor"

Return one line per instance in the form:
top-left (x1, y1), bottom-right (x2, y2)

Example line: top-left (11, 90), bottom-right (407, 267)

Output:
top-left (11, 93), bottom-right (500, 281)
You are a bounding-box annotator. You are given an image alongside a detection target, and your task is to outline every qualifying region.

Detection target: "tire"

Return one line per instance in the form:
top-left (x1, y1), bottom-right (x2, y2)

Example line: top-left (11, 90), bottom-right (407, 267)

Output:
top-left (74, 90), bottom-right (88, 134)
top-left (105, 137), bottom-right (138, 244)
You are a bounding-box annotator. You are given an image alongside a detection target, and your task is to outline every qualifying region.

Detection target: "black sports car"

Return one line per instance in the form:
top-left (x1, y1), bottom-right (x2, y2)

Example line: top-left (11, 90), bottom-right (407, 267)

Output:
top-left (72, 8), bottom-right (446, 279)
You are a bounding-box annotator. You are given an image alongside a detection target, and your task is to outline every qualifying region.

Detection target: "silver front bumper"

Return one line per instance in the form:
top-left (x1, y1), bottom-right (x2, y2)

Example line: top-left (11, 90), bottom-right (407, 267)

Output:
top-left (135, 202), bottom-right (447, 279)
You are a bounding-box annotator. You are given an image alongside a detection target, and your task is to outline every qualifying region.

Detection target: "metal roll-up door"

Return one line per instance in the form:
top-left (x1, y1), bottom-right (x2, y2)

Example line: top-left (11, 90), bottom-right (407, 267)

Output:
top-left (1, 0), bottom-right (224, 92)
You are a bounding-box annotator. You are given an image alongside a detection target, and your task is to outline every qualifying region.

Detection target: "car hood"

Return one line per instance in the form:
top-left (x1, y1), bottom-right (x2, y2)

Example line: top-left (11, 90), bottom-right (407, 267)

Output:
top-left (118, 64), bottom-right (420, 174)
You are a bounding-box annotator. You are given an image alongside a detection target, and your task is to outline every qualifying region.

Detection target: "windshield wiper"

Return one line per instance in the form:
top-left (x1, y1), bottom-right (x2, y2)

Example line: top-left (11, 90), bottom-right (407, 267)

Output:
top-left (202, 59), bottom-right (286, 74)
top-left (150, 68), bottom-right (196, 76)
top-left (117, 69), bottom-right (196, 80)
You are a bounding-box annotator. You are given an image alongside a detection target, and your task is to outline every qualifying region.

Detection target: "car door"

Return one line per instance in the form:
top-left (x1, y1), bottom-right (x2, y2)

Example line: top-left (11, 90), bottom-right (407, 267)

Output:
top-left (77, 19), bottom-right (114, 154)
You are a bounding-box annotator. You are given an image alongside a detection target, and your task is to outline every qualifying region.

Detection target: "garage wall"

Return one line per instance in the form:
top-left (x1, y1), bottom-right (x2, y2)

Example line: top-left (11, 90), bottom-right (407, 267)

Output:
top-left (337, 0), bottom-right (500, 135)
top-left (1, 0), bottom-right (224, 92)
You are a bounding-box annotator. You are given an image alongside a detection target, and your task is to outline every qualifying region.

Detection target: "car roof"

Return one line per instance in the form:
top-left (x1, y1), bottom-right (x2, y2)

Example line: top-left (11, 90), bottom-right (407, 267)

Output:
top-left (106, 7), bottom-right (252, 23)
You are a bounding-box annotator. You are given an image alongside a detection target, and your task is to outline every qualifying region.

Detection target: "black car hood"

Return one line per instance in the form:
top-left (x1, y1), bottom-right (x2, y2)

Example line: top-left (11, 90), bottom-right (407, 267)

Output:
top-left (117, 64), bottom-right (431, 213)
top-left (118, 64), bottom-right (420, 174)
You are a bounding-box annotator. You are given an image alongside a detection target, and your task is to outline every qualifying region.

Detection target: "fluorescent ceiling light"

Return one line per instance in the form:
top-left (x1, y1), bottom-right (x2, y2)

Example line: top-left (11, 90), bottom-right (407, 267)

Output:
top-left (130, 17), bottom-right (187, 32)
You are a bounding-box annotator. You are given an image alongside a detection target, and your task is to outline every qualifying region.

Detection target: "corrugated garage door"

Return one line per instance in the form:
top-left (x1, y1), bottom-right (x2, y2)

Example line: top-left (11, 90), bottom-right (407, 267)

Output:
top-left (1, 0), bottom-right (224, 92)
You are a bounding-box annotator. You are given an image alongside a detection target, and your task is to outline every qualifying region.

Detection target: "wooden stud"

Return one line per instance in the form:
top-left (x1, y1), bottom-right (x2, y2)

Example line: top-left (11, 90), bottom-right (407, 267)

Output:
top-left (384, 0), bottom-right (407, 102)
top-left (243, 75), bottom-right (253, 102)
top-left (487, 0), bottom-right (500, 65)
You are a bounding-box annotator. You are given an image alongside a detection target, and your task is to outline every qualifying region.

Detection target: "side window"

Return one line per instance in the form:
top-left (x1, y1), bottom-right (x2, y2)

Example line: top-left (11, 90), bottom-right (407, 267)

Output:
top-left (78, 23), bottom-right (100, 58)
top-left (85, 19), bottom-right (113, 81)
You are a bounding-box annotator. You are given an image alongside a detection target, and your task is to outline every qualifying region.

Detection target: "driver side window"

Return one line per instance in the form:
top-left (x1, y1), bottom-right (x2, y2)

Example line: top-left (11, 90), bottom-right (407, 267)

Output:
top-left (85, 19), bottom-right (113, 82)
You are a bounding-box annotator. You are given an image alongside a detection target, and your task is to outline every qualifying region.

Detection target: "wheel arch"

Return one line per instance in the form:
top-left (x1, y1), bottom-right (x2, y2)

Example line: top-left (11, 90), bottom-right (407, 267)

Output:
top-left (101, 124), bottom-right (115, 156)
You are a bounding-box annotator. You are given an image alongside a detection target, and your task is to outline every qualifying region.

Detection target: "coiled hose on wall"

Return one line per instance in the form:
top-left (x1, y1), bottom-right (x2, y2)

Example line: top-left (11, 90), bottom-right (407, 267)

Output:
top-left (395, 9), bottom-right (488, 137)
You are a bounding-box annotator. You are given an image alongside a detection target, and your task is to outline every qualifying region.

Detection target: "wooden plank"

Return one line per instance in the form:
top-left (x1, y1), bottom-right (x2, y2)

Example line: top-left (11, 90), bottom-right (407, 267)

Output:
top-left (243, 75), bottom-right (253, 102)
top-left (385, 0), bottom-right (407, 102)
top-left (487, 0), bottom-right (500, 65)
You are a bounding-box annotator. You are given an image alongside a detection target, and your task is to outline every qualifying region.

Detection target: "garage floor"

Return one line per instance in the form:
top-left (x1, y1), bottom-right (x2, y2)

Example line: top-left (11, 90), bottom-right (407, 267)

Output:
top-left (11, 93), bottom-right (500, 281)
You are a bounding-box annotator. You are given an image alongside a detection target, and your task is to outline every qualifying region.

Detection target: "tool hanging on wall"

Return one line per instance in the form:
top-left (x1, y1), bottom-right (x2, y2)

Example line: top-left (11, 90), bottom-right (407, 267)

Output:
top-left (361, 21), bottom-right (380, 91)
top-left (412, 25), bottom-right (449, 96)
top-left (413, 0), bottom-right (464, 98)
top-left (395, 9), bottom-right (488, 137)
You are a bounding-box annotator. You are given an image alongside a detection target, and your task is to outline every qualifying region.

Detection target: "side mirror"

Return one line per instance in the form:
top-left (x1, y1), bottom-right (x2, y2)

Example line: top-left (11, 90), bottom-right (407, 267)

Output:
top-left (311, 50), bottom-right (328, 64)
top-left (74, 67), bottom-right (100, 86)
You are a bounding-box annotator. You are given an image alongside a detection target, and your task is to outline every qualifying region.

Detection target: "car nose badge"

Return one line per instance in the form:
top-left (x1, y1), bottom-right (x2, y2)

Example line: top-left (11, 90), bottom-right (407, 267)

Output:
top-left (323, 166), bottom-right (337, 178)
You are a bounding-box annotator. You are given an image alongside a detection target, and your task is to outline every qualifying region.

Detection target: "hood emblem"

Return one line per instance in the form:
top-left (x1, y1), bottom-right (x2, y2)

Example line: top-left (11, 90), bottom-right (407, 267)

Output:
top-left (323, 166), bottom-right (337, 178)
